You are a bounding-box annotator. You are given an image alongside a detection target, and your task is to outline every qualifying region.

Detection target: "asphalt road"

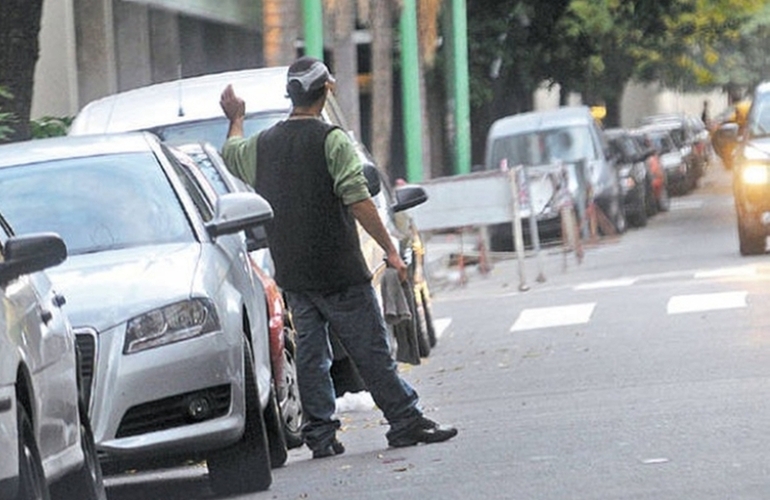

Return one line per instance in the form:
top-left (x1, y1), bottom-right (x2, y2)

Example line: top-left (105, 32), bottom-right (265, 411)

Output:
top-left (106, 163), bottom-right (770, 499)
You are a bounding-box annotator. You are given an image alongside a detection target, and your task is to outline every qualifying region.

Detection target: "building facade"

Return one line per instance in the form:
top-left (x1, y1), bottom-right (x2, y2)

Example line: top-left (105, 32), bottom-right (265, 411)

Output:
top-left (32, 0), bottom-right (274, 119)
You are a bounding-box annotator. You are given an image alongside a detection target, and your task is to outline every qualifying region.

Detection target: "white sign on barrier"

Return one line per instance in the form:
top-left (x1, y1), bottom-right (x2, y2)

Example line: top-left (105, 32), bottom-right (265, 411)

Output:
top-left (408, 170), bottom-right (514, 232)
top-left (409, 164), bottom-right (565, 233)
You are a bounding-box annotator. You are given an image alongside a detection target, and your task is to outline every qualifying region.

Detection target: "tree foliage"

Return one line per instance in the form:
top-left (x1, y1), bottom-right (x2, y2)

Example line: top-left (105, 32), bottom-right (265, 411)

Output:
top-left (707, 2), bottom-right (770, 97)
top-left (0, 0), bottom-right (44, 143)
top-left (465, 0), bottom-right (571, 160)
top-left (464, 0), bottom-right (763, 139)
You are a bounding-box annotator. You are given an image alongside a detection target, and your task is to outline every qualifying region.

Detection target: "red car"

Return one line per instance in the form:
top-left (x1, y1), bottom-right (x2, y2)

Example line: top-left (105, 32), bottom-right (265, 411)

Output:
top-left (629, 129), bottom-right (671, 213)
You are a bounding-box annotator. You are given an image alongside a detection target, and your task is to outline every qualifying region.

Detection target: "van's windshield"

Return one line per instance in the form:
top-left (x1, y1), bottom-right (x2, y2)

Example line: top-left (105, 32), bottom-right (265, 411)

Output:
top-left (488, 125), bottom-right (597, 170)
top-left (155, 112), bottom-right (286, 149)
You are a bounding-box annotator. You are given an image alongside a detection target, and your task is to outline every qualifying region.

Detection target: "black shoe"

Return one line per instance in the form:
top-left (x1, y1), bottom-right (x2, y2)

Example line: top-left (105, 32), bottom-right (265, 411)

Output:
top-left (312, 439), bottom-right (345, 459)
top-left (387, 417), bottom-right (458, 448)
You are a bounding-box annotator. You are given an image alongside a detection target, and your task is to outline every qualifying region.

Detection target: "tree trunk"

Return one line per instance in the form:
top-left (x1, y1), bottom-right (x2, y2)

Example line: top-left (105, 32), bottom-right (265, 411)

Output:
top-left (371, 0), bottom-right (395, 174)
top-left (0, 0), bottom-right (44, 143)
top-left (328, 0), bottom-right (361, 140)
top-left (416, 0), bottom-right (441, 180)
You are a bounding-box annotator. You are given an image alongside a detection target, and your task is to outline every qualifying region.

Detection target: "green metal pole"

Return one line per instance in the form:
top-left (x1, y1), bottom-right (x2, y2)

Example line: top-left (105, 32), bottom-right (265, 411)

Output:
top-left (450, 0), bottom-right (471, 175)
top-left (302, 0), bottom-right (324, 59)
top-left (400, 0), bottom-right (424, 182)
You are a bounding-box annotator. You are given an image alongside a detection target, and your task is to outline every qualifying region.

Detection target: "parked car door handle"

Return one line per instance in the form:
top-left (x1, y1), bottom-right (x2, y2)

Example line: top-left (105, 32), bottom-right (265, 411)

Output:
top-left (40, 310), bottom-right (53, 325)
top-left (53, 293), bottom-right (66, 307)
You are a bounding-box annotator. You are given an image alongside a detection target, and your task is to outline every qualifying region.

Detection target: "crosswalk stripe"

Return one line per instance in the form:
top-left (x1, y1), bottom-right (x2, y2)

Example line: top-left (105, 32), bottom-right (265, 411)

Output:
top-left (694, 266), bottom-right (756, 279)
top-left (574, 278), bottom-right (637, 291)
top-left (433, 318), bottom-right (452, 339)
top-left (511, 303), bottom-right (596, 332)
top-left (667, 291), bottom-right (748, 314)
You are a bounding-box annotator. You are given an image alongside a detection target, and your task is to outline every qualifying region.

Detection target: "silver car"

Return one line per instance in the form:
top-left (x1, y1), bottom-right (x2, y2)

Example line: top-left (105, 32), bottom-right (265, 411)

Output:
top-left (0, 132), bottom-right (285, 495)
top-left (0, 226), bottom-right (106, 500)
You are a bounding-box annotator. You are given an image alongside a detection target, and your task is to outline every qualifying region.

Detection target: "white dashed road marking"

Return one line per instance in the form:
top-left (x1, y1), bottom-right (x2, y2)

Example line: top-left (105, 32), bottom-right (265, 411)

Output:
top-left (670, 199), bottom-right (705, 210)
top-left (433, 318), bottom-right (452, 339)
top-left (574, 278), bottom-right (637, 291)
top-left (511, 303), bottom-right (596, 332)
top-left (694, 266), bottom-right (756, 279)
top-left (666, 291), bottom-right (748, 314)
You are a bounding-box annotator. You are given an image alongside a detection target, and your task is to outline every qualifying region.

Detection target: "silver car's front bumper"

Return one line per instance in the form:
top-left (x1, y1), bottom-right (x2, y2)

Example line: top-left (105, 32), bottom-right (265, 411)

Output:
top-left (82, 324), bottom-right (246, 460)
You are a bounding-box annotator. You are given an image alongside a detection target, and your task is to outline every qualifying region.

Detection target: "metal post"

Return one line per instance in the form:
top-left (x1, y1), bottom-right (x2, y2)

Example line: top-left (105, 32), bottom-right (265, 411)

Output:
top-left (506, 162), bottom-right (528, 291)
top-left (520, 167), bottom-right (545, 282)
top-left (446, 0), bottom-right (471, 175)
top-left (399, 0), bottom-right (424, 182)
top-left (302, 0), bottom-right (324, 59)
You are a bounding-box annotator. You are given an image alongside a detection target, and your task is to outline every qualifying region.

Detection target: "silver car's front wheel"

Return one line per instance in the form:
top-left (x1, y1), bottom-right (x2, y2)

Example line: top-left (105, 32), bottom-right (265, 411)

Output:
top-left (207, 339), bottom-right (272, 494)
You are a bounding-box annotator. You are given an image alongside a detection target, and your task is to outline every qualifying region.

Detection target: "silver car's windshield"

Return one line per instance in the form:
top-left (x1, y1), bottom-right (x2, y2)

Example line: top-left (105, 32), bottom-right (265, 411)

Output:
top-left (157, 113), bottom-right (285, 149)
top-left (0, 152), bottom-right (195, 255)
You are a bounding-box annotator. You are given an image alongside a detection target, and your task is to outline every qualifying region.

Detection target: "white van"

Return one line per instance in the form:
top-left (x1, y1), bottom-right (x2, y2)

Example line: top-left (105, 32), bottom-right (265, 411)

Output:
top-left (484, 106), bottom-right (625, 250)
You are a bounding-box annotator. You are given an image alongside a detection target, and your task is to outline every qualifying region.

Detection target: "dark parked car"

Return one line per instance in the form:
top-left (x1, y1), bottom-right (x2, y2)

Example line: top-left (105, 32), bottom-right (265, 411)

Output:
top-left (628, 129), bottom-right (671, 213)
top-left (604, 128), bottom-right (651, 227)
top-left (640, 113), bottom-right (702, 193)
top-left (722, 81), bottom-right (770, 255)
top-left (637, 126), bottom-right (690, 197)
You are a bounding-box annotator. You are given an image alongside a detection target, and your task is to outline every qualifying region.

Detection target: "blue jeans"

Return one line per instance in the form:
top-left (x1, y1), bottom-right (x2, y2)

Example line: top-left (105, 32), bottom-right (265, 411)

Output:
top-left (285, 283), bottom-right (422, 450)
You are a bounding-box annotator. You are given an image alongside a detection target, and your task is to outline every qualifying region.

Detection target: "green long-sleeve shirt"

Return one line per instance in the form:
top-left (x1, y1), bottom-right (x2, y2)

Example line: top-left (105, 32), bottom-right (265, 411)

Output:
top-left (221, 124), bottom-right (370, 206)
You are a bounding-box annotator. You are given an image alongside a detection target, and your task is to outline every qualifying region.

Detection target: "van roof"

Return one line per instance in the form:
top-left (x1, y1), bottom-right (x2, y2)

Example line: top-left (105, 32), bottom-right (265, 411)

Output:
top-left (70, 66), bottom-right (292, 135)
top-left (487, 106), bottom-right (594, 139)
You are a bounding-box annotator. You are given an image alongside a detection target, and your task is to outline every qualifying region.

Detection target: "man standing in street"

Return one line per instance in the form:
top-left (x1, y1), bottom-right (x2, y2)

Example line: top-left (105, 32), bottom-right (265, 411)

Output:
top-left (218, 56), bottom-right (457, 459)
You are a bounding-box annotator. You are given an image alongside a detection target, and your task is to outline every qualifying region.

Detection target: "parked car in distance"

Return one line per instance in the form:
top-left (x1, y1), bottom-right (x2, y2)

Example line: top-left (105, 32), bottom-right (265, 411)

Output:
top-left (723, 81), bottom-right (770, 255)
top-left (628, 129), bottom-right (671, 213)
top-left (688, 114), bottom-right (712, 170)
top-left (69, 65), bottom-right (439, 367)
top-left (484, 106), bottom-right (626, 250)
top-left (637, 126), bottom-right (690, 196)
top-left (0, 225), bottom-right (106, 500)
top-left (604, 128), bottom-right (651, 227)
top-left (0, 132), bottom-right (285, 495)
top-left (640, 113), bottom-right (702, 193)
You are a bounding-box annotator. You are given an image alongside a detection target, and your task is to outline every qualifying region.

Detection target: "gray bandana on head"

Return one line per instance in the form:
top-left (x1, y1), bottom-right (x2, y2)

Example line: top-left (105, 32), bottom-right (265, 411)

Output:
top-left (287, 61), bottom-right (335, 92)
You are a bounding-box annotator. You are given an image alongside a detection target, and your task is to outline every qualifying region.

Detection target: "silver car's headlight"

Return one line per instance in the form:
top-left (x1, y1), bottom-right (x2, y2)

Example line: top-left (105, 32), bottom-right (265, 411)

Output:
top-left (124, 298), bottom-right (220, 354)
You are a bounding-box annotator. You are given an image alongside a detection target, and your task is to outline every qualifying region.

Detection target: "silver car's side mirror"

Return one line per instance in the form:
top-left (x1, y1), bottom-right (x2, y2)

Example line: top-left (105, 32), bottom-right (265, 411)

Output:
top-left (0, 232), bottom-right (67, 284)
top-left (206, 192), bottom-right (274, 238)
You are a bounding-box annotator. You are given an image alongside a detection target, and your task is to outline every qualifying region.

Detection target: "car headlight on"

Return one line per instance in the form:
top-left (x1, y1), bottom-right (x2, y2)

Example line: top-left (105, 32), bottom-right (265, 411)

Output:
top-left (741, 164), bottom-right (770, 185)
top-left (124, 298), bottom-right (220, 354)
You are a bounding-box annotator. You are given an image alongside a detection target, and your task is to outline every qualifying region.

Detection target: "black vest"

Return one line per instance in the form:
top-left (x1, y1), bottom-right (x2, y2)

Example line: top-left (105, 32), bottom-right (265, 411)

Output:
top-left (255, 119), bottom-right (372, 291)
